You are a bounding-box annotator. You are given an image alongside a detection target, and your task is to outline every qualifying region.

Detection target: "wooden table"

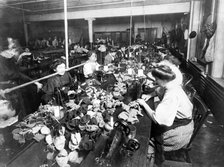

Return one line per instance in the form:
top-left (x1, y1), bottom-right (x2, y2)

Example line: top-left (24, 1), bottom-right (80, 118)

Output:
top-left (80, 81), bottom-right (154, 167)
top-left (0, 124), bottom-right (46, 167)
top-left (2, 75), bottom-right (154, 167)
top-left (80, 108), bottom-right (152, 167)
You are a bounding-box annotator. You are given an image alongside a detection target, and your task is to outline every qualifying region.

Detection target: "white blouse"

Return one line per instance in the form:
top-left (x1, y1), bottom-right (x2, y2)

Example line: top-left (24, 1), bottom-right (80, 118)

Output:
top-left (83, 61), bottom-right (100, 78)
top-left (152, 82), bottom-right (193, 126)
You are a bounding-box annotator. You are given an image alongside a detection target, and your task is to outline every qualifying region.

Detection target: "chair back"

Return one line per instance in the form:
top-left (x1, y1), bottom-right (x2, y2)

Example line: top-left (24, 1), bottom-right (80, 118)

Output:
top-left (186, 95), bottom-right (210, 148)
top-left (183, 85), bottom-right (197, 102)
top-left (182, 73), bottom-right (193, 87)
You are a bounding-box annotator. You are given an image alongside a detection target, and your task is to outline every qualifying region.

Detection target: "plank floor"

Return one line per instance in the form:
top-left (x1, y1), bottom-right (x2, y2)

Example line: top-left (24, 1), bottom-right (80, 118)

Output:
top-left (190, 114), bottom-right (224, 167)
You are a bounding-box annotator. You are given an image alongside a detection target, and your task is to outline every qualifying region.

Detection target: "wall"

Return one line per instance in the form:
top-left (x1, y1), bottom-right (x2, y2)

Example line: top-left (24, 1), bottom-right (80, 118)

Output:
top-left (0, 22), bottom-right (25, 47)
top-left (28, 22), bottom-right (88, 44)
top-left (27, 16), bottom-right (174, 45)
top-left (134, 18), bottom-right (173, 38)
top-left (0, 8), bottom-right (25, 47)
top-left (94, 22), bottom-right (128, 33)
top-left (186, 61), bottom-right (224, 125)
top-left (94, 17), bottom-right (173, 38)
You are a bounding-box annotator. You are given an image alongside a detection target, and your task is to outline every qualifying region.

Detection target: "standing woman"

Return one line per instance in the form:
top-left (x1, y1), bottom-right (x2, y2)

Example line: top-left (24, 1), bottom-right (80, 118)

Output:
top-left (0, 37), bottom-right (42, 120)
top-left (137, 65), bottom-right (193, 165)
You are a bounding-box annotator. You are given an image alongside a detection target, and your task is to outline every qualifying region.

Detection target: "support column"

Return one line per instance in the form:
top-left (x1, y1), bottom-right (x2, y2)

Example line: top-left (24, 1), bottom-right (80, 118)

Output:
top-left (211, 0), bottom-right (224, 78)
top-left (23, 23), bottom-right (29, 47)
top-left (85, 18), bottom-right (95, 49)
top-left (187, 0), bottom-right (202, 61)
top-left (64, 0), bottom-right (69, 68)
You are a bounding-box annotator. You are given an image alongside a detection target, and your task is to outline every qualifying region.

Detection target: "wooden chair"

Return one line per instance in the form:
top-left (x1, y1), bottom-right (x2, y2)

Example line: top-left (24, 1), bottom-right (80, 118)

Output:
top-left (163, 95), bottom-right (211, 167)
top-left (182, 73), bottom-right (193, 87)
top-left (183, 85), bottom-right (197, 102)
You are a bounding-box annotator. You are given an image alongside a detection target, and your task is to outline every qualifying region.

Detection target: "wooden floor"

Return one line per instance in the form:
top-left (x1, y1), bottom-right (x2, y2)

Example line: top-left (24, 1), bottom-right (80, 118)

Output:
top-left (190, 114), bottom-right (224, 167)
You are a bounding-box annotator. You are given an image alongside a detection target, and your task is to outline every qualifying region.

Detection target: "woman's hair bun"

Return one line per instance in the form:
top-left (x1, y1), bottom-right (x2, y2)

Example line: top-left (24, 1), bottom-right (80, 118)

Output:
top-left (152, 65), bottom-right (176, 81)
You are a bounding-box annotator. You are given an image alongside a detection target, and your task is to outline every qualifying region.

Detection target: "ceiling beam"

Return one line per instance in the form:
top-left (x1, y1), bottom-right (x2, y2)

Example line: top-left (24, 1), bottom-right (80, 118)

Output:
top-left (27, 2), bottom-right (190, 22)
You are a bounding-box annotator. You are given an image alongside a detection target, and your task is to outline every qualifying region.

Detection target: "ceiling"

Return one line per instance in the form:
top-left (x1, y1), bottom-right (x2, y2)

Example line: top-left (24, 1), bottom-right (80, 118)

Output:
top-left (0, 0), bottom-right (189, 23)
top-left (0, 0), bottom-right (190, 14)
top-left (0, 0), bottom-right (146, 14)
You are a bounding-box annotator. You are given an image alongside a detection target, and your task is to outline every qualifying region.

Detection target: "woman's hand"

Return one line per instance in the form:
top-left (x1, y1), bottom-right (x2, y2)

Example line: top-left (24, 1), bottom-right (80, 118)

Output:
top-left (0, 89), bottom-right (10, 98)
top-left (0, 89), bottom-right (6, 98)
top-left (34, 82), bottom-right (43, 92)
top-left (137, 98), bottom-right (147, 108)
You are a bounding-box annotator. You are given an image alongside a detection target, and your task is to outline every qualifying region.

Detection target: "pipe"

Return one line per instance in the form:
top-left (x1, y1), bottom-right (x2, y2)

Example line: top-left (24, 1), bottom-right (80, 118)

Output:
top-left (129, 0), bottom-right (134, 47)
top-left (0, 3), bottom-right (30, 11)
top-left (211, 0), bottom-right (217, 23)
top-left (3, 63), bottom-right (85, 94)
top-left (7, 0), bottom-right (47, 6)
top-left (186, 0), bottom-right (194, 61)
top-left (64, 0), bottom-right (69, 69)
top-left (22, 4), bottom-right (29, 47)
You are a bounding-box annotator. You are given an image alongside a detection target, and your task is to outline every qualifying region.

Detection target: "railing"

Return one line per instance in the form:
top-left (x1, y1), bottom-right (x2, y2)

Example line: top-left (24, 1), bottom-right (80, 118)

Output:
top-left (3, 63), bottom-right (85, 94)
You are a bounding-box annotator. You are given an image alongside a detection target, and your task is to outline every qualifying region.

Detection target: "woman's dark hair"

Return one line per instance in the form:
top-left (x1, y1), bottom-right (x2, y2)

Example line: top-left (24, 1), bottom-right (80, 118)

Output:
top-left (50, 58), bottom-right (66, 70)
top-left (152, 65), bottom-right (176, 81)
top-left (120, 43), bottom-right (127, 49)
top-left (87, 50), bottom-right (96, 58)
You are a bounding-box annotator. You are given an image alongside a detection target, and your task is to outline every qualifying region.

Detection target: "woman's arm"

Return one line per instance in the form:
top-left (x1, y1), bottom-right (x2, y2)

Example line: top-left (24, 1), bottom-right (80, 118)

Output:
top-left (137, 99), bottom-right (157, 123)
top-left (42, 78), bottom-right (56, 94)
top-left (138, 92), bottom-right (178, 126)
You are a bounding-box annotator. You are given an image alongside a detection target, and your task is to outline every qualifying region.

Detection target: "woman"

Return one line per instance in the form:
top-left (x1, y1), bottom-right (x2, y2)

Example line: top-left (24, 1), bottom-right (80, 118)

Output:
top-left (42, 58), bottom-right (73, 104)
top-left (0, 37), bottom-right (42, 120)
top-left (104, 49), bottom-right (114, 66)
top-left (144, 59), bottom-right (183, 101)
top-left (137, 65), bottom-right (193, 165)
top-left (83, 51), bottom-right (101, 79)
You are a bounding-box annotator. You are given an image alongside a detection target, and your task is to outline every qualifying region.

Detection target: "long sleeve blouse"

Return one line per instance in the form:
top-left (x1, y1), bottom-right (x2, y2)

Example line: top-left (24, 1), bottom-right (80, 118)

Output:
top-left (83, 61), bottom-right (100, 78)
top-left (42, 72), bottom-right (72, 95)
top-left (152, 82), bottom-right (193, 126)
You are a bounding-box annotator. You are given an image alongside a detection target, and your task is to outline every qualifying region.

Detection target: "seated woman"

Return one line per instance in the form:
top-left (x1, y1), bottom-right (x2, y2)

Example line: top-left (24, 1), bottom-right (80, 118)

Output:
top-left (144, 58), bottom-right (183, 101)
top-left (157, 59), bottom-right (183, 100)
top-left (83, 51), bottom-right (101, 79)
top-left (41, 58), bottom-right (74, 104)
top-left (137, 65), bottom-right (193, 165)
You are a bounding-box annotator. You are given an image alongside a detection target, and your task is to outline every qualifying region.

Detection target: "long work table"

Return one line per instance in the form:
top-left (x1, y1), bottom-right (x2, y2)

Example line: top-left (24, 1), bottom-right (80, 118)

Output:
top-left (1, 72), bottom-right (154, 167)
top-left (80, 81), bottom-right (154, 167)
